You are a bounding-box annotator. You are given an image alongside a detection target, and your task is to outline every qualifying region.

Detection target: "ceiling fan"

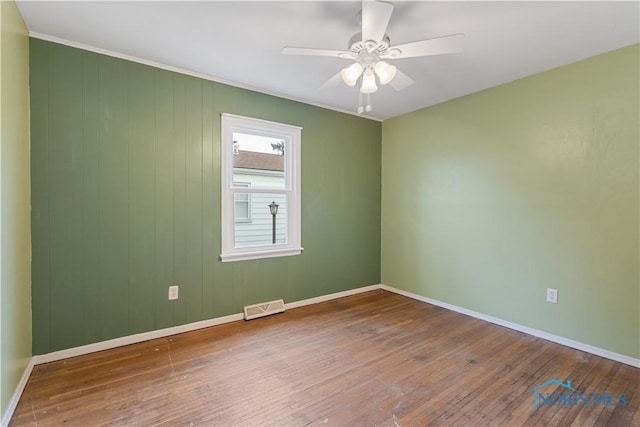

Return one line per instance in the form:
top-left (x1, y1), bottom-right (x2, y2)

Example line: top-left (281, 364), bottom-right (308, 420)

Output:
top-left (282, 1), bottom-right (465, 114)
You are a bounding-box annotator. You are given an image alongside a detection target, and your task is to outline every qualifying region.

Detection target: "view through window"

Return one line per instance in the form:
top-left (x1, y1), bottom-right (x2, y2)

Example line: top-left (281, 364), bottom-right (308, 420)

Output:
top-left (232, 133), bottom-right (287, 247)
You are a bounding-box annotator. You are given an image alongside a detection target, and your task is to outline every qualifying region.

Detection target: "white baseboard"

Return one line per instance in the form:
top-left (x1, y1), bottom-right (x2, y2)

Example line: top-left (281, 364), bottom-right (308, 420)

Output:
top-left (32, 284), bottom-right (382, 366)
top-left (1, 358), bottom-right (34, 427)
top-left (32, 312), bottom-right (244, 365)
top-left (25, 283), bottom-right (640, 368)
top-left (284, 284), bottom-right (382, 310)
top-left (380, 284), bottom-right (640, 368)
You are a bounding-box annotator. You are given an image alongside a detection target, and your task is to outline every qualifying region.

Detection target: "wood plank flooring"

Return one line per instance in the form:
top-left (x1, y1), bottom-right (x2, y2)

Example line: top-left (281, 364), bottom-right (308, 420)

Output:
top-left (10, 290), bottom-right (640, 426)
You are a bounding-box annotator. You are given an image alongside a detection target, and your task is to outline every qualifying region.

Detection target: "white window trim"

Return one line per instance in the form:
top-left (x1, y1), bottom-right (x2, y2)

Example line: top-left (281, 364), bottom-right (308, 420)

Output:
top-left (220, 113), bottom-right (303, 262)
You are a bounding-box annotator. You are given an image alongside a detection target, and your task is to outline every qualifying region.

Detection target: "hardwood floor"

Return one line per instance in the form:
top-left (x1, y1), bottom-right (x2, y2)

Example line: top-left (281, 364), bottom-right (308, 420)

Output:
top-left (10, 290), bottom-right (639, 426)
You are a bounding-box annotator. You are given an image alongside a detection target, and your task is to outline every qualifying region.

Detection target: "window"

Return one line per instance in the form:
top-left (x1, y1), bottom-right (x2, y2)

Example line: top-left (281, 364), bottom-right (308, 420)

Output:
top-left (220, 114), bottom-right (302, 262)
top-left (233, 182), bottom-right (251, 223)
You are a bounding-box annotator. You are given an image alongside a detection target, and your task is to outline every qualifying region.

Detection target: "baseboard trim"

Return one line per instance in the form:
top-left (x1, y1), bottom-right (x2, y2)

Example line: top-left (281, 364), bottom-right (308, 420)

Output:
top-left (284, 284), bottom-right (382, 310)
top-left (1, 358), bottom-right (34, 427)
top-left (32, 312), bottom-right (244, 365)
top-left (380, 284), bottom-right (640, 368)
top-left (28, 283), bottom-right (640, 369)
top-left (31, 284), bottom-right (382, 366)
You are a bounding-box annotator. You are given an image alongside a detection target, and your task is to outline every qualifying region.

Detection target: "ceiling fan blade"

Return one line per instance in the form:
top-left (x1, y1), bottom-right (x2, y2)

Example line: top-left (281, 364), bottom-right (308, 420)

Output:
top-left (282, 47), bottom-right (352, 58)
top-left (384, 33), bottom-right (465, 59)
top-left (319, 72), bottom-right (344, 90)
top-left (361, 1), bottom-right (394, 43)
top-left (389, 69), bottom-right (414, 91)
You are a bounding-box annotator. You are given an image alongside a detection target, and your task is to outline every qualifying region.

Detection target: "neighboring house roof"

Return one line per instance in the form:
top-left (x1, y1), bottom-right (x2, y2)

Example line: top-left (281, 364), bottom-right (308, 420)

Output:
top-left (234, 150), bottom-right (284, 172)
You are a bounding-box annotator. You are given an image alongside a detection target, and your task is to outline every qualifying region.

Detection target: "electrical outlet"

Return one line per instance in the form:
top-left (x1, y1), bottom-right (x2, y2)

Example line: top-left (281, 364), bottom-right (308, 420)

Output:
top-left (546, 288), bottom-right (558, 304)
top-left (168, 285), bottom-right (179, 300)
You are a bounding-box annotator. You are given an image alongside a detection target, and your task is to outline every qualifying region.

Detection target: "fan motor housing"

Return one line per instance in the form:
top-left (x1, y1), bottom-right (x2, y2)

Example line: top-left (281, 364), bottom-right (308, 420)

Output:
top-left (347, 32), bottom-right (390, 55)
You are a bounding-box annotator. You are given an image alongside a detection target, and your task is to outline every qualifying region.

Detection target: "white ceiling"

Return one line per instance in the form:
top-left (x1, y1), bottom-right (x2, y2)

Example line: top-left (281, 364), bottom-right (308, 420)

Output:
top-left (16, 1), bottom-right (640, 121)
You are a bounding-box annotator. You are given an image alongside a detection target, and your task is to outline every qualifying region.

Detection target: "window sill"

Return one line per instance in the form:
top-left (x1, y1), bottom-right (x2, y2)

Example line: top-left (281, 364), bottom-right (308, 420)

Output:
top-left (219, 247), bottom-right (304, 263)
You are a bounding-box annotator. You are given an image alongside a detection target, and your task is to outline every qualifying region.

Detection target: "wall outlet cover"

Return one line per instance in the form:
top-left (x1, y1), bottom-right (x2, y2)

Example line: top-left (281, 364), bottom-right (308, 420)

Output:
top-left (546, 288), bottom-right (558, 304)
top-left (168, 285), bottom-right (179, 300)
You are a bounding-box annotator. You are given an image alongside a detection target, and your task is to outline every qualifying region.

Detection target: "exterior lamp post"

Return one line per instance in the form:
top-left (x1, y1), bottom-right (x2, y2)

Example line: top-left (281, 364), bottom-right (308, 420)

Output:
top-left (268, 201), bottom-right (279, 244)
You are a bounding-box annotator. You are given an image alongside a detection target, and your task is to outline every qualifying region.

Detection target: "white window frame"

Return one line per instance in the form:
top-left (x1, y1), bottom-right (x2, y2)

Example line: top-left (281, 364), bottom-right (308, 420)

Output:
top-left (220, 113), bottom-right (303, 262)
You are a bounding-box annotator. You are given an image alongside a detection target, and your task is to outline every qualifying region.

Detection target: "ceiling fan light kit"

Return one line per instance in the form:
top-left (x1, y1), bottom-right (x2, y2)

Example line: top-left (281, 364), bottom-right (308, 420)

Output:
top-left (283, 0), bottom-right (465, 114)
top-left (340, 60), bottom-right (396, 93)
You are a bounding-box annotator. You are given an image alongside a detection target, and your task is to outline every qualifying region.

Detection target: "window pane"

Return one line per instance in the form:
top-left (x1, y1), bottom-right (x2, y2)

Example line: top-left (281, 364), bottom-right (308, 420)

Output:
top-left (233, 182), bottom-right (251, 222)
top-left (234, 193), bottom-right (287, 248)
top-left (232, 132), bottom-right (285, 189)
top-left (234, 193), bottom-right (250, 221)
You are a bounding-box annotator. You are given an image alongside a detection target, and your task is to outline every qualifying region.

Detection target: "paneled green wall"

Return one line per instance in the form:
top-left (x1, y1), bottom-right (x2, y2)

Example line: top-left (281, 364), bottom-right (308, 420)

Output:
top-left (381, 44), bottom-right (639, 358)
top-left (1, 0), bottom-right (31, 419)
top-left (30, 39), bottom-right (381, 354)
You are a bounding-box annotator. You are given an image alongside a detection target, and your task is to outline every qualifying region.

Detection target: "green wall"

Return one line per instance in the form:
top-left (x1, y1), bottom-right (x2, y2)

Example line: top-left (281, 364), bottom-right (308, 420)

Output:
top-left (30, 40), bottom-right (381, 355)
top-left (382, 44), bottom-right (639, 359)
top-left (0, 0), bottom-right (32, 420)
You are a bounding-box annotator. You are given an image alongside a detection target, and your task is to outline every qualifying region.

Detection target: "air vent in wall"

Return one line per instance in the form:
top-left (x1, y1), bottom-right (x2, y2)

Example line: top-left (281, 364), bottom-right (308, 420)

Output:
top-left (244, 299), bottom-right (285, 320)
